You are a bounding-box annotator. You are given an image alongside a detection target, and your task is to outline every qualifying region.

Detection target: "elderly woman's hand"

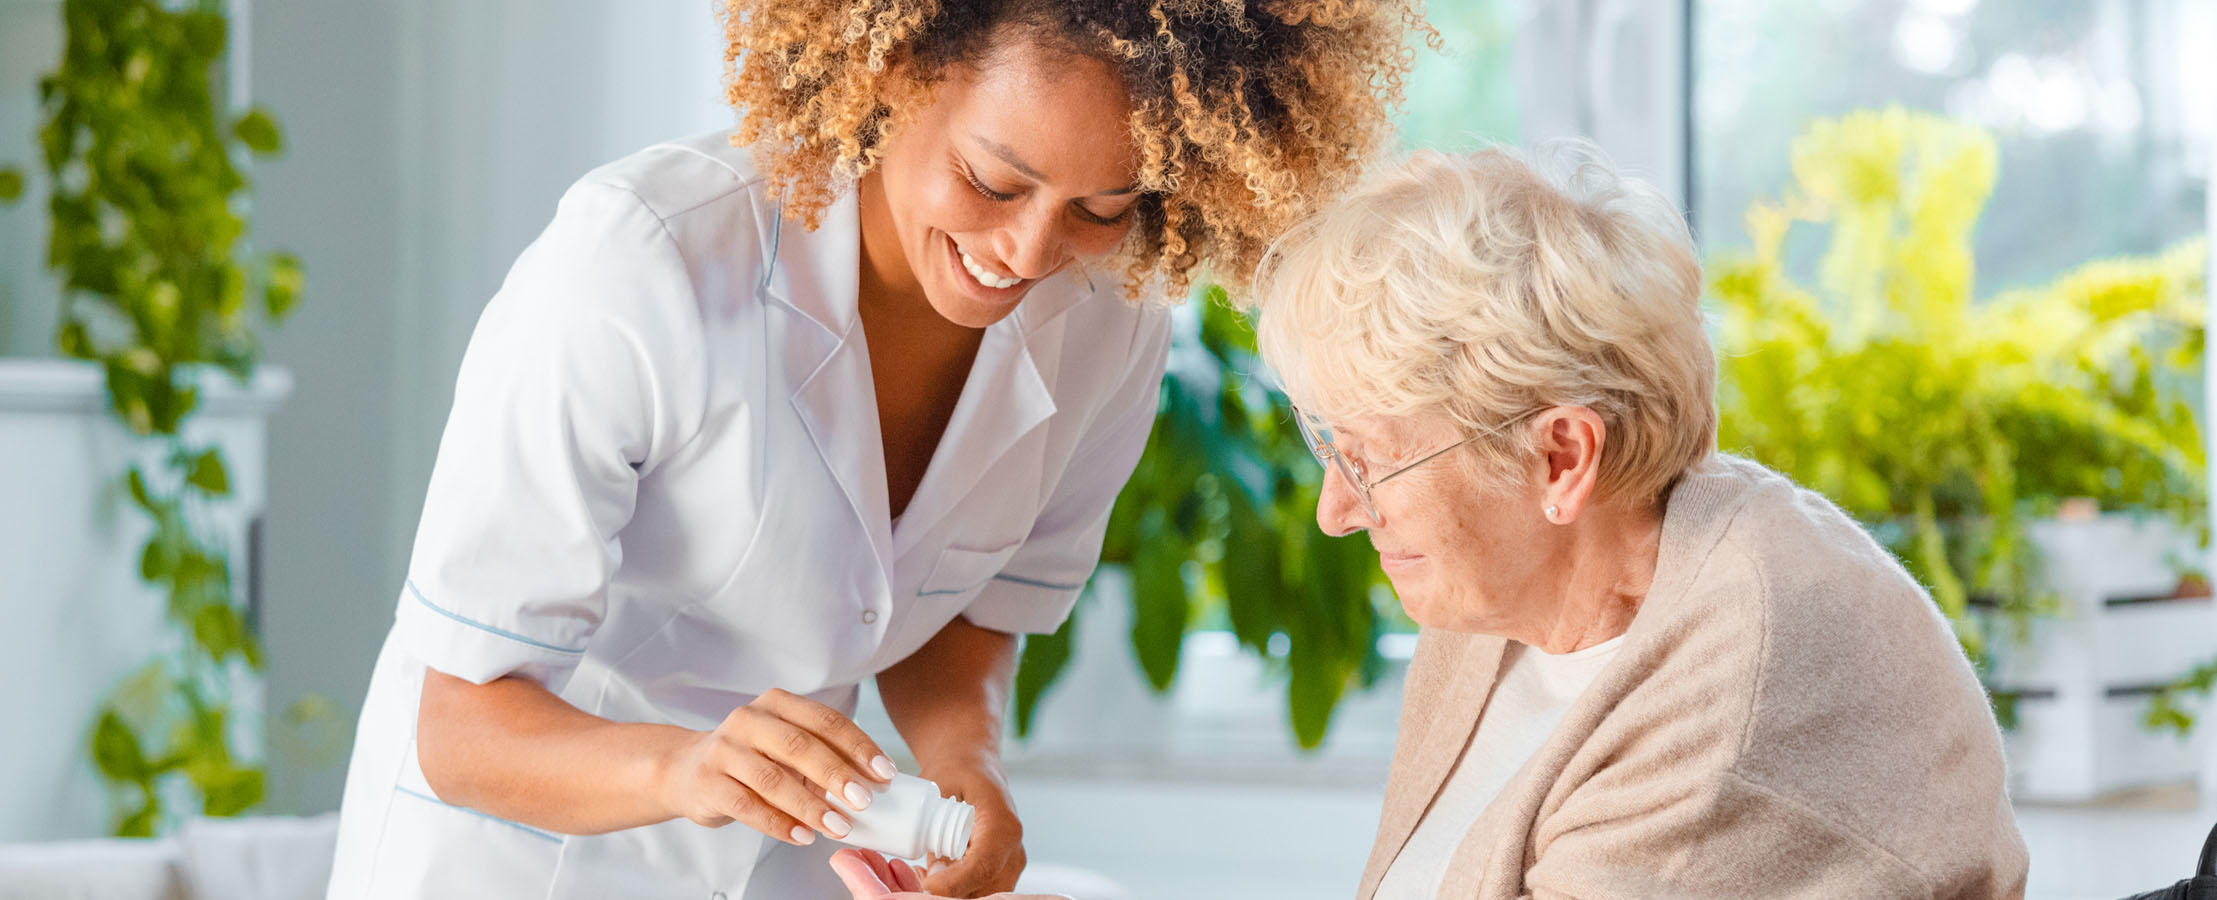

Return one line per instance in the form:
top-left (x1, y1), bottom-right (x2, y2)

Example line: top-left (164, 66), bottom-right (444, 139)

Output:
top-left (830, 849), bottom-right (1071, 900)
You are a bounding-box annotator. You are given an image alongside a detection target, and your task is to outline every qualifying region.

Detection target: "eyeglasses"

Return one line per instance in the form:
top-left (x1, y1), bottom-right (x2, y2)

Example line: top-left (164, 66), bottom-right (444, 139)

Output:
top-left (1292, 407), bottom-right (1531, 526)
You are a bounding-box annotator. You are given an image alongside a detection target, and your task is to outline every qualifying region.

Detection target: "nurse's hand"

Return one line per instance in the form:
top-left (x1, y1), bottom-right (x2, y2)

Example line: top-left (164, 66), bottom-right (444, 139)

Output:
top-left (656, 689), bottom-right (896, 846)
top-left (830, 849), bottom-right (1070, 900)
top-left (918, 765), bottom-right (1026, 897)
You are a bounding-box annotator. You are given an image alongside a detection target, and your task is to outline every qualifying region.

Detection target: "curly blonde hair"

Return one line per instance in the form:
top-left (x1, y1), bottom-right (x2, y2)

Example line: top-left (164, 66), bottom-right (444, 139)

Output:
top-left (721, 0), bottom-right (1426, 299)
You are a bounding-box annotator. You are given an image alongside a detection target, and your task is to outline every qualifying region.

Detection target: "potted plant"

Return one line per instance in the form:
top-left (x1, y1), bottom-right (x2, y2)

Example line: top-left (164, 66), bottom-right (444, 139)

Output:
top-left (1013, 290), bottom-right (1395, 752)
top-left (1709, 106), bottom-right (2210, 801)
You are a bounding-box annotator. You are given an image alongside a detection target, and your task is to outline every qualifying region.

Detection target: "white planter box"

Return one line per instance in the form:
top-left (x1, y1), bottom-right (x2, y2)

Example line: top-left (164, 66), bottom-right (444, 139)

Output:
top-left (0, 359), bottom-right (290, 841)
top-left (1987, 513), bottom-right (2214, 803)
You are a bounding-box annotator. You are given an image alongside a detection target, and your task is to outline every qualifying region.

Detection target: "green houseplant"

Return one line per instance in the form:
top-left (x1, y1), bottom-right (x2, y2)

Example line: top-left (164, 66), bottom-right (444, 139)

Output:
top-left (1014, 288), bottom-right (1394, 750)
top-left (1708, 106), bottom-right (2209, 725)
top-left (7, 0), bottom-right (300, 835)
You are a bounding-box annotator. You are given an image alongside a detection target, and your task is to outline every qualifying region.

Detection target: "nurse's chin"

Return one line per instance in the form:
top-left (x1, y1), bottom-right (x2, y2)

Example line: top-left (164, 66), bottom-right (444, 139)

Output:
top-left (927, 287), bottom-right (1029, 330)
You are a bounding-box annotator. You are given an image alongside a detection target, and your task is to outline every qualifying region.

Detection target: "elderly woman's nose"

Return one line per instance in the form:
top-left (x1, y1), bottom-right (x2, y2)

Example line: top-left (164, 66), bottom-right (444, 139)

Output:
top-left (1316, 465), bottom-right (1369, 536)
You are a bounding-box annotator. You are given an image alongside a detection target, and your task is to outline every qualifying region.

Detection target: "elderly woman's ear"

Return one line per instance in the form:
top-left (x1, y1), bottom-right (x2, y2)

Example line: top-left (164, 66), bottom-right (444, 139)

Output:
top-left (1532, 406), bottom-right (1609, 525)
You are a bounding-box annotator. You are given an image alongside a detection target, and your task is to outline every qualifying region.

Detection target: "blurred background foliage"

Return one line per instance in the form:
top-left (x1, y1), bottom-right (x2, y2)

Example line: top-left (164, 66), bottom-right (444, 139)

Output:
top-left (1709, 106), bottom-right (2212, 733)
top-left (1712, 107), bottom-right (2208, 673)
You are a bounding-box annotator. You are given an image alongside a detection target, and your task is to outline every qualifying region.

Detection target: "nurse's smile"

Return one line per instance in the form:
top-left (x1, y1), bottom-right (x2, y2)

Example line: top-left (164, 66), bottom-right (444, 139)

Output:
top-left (943, 232), bottom-right (1030, 305)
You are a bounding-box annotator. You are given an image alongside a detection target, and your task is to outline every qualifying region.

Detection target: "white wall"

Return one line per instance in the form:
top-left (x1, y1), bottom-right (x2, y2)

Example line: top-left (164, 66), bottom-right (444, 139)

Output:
top-left (242, 0), bottom-right (408, 817)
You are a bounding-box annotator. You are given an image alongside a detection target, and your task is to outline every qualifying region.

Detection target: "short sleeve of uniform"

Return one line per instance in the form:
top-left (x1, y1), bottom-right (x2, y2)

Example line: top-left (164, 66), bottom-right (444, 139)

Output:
top-left (959, 306), bottom-right (1173, 634)
top-left (393, 179), bottom-right (713, 693)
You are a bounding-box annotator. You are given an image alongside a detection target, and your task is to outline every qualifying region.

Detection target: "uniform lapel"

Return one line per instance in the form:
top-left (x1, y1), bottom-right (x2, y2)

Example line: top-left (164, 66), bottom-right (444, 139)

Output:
top-left (1358, 629), bottom-right (1511, 899)
top-left (757, 193), bottom-right (896, 604)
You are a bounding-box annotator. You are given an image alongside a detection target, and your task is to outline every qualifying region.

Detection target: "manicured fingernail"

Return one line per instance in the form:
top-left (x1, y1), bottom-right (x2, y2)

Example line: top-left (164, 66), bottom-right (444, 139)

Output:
top-left (843, 781), bottom-right (873, 810)
top-left (821, 810), bottom-right (852, 838)
top-left (871, 756), bottom-right (897, 780)
top-left (789, 825), bottom-right (815, 845)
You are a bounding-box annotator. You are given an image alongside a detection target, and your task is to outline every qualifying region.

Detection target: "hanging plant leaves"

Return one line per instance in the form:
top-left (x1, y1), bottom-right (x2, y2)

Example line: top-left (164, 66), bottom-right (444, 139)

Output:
top-left (139, 536), bottom-right (173, 583)
top-left (125, 466), bottom-right (153, 510)
top-left (0, 167), bottom-right (21, 203)
top-left (190, 603), bottom-right (251, 665)
top-left (92, 710), bottom-right (148, 782)
top-left (181, 11), bottom-right (227, 59)
top-left (231, 107), bottom-right (282, 156)
top-left (264, 252), bottom-right (303, 320)
top-left (199, 767), bottom-right (265, 817)
top-left (186, 448), bottom-right (230, 496)
top-left (39, 0), bottom-right (298, 834)
top-left (116, 804), bottom-right (158, 839)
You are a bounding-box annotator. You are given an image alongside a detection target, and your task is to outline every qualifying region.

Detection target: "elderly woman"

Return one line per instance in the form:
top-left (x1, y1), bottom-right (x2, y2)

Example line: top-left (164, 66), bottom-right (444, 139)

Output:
top-left (1252, 147), bottom-right (2030, 898)
top-left (834, 147), bottom-right (2031, 900)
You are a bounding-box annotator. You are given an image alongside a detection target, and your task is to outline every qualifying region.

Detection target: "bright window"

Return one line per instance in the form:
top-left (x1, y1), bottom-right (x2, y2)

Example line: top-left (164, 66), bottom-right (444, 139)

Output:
top-left (1694, 0), bottom-right (2212, 276)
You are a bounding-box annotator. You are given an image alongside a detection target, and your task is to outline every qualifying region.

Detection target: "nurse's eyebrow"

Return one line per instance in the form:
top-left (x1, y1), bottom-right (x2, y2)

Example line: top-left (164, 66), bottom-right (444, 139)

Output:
top-left (971, 134), bottom-right (1141, 197)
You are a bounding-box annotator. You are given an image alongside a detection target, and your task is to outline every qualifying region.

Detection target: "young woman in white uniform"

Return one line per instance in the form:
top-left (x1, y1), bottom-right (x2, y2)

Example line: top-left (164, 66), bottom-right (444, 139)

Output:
top-left (325, 2), bottom-right (1418, 897)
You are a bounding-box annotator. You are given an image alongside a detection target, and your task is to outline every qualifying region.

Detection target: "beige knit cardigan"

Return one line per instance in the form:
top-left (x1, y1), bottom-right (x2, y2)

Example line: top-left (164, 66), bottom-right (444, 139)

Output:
top-left (1357, 454), bottom-right (2029, 900)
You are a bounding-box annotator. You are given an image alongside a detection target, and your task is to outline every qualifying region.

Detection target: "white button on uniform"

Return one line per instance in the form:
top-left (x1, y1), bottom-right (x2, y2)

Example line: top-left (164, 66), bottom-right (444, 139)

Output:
top-left (861, 609), bottom-right (879, 624)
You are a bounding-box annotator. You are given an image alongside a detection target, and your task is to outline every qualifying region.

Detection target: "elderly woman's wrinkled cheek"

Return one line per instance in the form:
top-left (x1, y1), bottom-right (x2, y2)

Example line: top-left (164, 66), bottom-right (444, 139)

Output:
top-left (1378, 477), bottom-right (1526, 632)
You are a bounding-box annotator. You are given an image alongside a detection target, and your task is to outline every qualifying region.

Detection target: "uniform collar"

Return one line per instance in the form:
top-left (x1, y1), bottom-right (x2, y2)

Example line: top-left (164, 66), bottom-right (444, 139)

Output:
top-left (758, 187), bottom-right (862, 343)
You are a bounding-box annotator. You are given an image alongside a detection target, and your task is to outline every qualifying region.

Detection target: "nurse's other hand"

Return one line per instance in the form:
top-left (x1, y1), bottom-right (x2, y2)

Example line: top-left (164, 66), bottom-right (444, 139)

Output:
top-left (830, 849), bottom-right (1070, 900)
top-left (657, 688), bottom-right (894, 845)
top-left (920, 766), bottom-right (1025, 897)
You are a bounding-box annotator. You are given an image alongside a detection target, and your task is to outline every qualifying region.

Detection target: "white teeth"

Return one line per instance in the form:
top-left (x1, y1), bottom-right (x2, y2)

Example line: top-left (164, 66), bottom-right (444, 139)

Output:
top-left (957, 245), bottom-right (1022, 289)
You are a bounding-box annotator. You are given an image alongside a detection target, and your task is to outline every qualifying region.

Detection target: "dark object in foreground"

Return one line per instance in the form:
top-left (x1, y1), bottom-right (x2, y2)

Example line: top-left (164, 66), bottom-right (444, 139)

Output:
top-left (2121, 820), bottom-right (2217, 900)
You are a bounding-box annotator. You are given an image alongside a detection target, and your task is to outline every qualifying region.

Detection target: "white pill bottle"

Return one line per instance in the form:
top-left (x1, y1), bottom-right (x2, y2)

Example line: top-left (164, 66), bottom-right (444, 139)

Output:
top-left (837, 773), bottom-right (975, 861)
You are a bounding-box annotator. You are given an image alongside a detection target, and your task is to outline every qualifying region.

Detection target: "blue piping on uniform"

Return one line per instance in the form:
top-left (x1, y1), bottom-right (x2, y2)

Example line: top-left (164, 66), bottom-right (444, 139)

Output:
top-left (406, 581), bottom-right (587, 655)
top-left (393, 786), bottom-right (563, 843)
top-left (990, 573), bottom-right (1086, 592)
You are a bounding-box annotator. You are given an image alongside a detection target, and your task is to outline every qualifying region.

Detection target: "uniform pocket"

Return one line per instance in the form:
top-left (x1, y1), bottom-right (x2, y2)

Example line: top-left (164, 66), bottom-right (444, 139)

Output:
top-left (917, 540), bottom-right (1024, 600)
top-left (363, 785), bottom-right (563, 899)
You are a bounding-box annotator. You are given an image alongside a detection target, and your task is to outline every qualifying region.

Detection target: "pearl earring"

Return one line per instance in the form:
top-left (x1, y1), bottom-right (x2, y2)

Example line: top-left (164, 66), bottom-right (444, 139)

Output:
top-left (1544, 505), bottom-right (1559, 521)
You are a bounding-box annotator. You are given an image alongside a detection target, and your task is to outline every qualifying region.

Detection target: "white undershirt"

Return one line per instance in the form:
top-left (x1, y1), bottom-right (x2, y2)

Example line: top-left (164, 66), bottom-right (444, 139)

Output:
top-left (1374, 635), bottom-right (1625, 900)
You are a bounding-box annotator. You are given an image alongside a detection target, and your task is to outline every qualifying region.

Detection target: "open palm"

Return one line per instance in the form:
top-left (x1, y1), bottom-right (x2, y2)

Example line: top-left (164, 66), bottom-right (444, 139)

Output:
top-left (830, 849), bottom-right (1070, 900)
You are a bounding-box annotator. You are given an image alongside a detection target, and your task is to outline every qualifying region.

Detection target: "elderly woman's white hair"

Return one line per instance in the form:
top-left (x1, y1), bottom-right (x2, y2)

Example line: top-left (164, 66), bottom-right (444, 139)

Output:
top-left (1253, 143), bottom-right (1717, 505)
